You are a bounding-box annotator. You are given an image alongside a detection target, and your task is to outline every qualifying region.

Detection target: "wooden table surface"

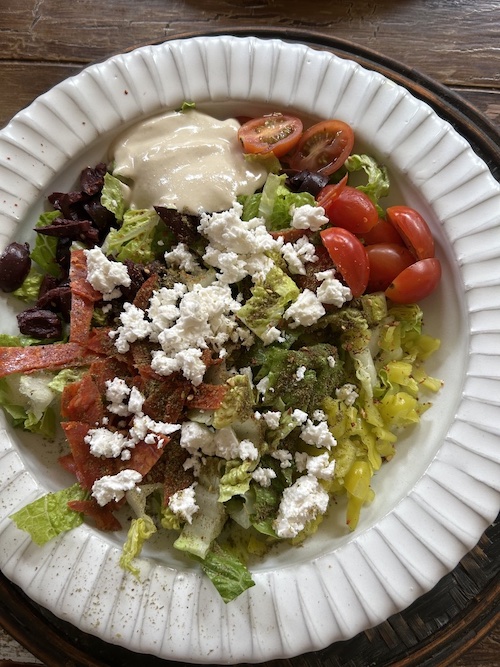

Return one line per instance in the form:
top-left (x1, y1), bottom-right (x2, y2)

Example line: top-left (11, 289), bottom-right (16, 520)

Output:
top-left (0, 1), bottom-right (498, 665)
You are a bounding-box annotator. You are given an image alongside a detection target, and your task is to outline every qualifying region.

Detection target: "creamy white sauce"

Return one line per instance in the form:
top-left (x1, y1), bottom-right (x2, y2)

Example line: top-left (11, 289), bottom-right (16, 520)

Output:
top-left (110, 109), bottom-right (268, 214)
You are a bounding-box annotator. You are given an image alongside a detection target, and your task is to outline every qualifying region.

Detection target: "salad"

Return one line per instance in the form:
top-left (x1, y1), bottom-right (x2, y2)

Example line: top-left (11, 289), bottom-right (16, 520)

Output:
top-left (0, 106), bottom-right (442, 603)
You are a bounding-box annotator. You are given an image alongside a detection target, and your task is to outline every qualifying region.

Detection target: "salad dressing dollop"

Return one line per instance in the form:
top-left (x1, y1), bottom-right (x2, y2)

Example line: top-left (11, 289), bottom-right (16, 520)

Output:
top-left (110, 109), bottom-right (268, 214)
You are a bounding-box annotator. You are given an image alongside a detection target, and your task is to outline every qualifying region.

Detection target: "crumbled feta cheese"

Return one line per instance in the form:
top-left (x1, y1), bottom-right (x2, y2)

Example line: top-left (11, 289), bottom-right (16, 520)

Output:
top-left (300, 420), bottom-right (337, 450)
top-left (179, 421), bottom-right (258, 461)
top-left (168, 483), bottom-right (199, 524)
top-left (261, 410), bottom-right (281, 430)
top-left (92, 469), bottom-right (143, 506)
top-left (252, 467), bottom-right (277, 487)
top-left (273, 473), bottom-right (329, 538)
top-left (295, 365), bottom-right (306, 381)
top-left (281, 236), bottom-right (318, 275)
top-left (164, 242), bottom-right (199, 272)
top-left (111, 302), bottom-right (152, 353)
top-left (271, 448), bottom-right (293, 468)
top-left (84, 247), bottom-right (131, 301)
top-left (180, 421), bottom-right (215, 455)
top-left (127, 386), bottom-right (145, 414)
top-left (336, 383), bottom-right (359, 406)
top-left (284, 289), bottom-right (325, 328)
top-left (238, 439), bottom-right (259, 461)
top-left (327, 355), bottom-right (336, 369)
top-left (85, 427), bottom-right (130, 459)
top-left (105, 377), bottom-right (131, 416)
top-left (292, 408), bottom-right (308, 425)
top-left (199, 202), bottom-right (281, 284)
top-left (312, 409), bottom-right (327, 422)
top-left (261, 325), bottom-right (285, 346)
top-left (295, 451), bottom-right (336, 480)
top-left (315, 269), bottom-right (352, 307)
top-left (290, 204), bottom-right (329, 232)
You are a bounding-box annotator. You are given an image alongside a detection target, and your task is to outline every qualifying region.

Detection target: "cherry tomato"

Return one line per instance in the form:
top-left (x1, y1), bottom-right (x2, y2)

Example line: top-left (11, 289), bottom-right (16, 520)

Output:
top-left (289, 119), bottom-right (355, 175)
top-left (237, 113), bottom-right (303, 158)
top-left (320, 227), bottom-right (369, 297)
top-left (365, 243), bottom-right (415, 292)
top-left (386, 206), bottom-right (435, 260)
top-left (360, 218), bottom-right (405, 246)
top-left (385, 257), bottom-right (442, 303)
top-left (316, 174), bottom-right (348, 211)
top-left (323, 186), bottom-right (378, 234)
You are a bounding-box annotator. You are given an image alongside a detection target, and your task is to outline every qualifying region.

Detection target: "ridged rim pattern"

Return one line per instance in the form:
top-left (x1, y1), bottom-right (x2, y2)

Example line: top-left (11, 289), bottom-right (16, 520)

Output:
top-left (0, 36), bottom-right (499, 663)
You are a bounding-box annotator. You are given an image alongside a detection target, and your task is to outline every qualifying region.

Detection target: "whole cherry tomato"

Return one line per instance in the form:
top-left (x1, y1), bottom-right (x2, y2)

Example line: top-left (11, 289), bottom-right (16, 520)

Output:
top-left (320, 226), bottom-right (369, 297)
top-left (238, 113), bottom-right (303, 157)
top-left (323, 186), bottom-right (379, 234)
top-left (289, 119), bottom-right (355, 175)
top-left (386, 206), bottom-right (435, 260)
top-left (365, 243), bottom-right (415, 292)
top-left (385, 257), bottom-right (442, 303)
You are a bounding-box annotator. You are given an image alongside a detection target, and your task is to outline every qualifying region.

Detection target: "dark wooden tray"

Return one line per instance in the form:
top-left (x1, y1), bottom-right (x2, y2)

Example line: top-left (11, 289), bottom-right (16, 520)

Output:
top-left (1, 27), bottom-right (499, 667)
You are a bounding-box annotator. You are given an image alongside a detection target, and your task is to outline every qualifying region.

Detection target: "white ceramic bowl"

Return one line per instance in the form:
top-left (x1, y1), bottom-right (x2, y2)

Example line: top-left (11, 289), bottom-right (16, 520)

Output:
top-left (0, 35), bottom-right (499, 663)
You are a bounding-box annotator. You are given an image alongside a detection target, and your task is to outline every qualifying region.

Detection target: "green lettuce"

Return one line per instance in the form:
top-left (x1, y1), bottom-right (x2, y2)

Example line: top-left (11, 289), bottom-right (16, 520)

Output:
top-left (119, 516), bottom-right (157, 577)
top-left (101, 208), bottom-right (160, 264)
top-left (12, 268), bottom-right (44, 303)
top-left (240, 173), bottom-right (315, 230)
top-left (101, 172), bottom-right (127, 221)
top-left (218, 460), bottom-right (255, 503)
top-left (344, 153), bottom-right (390, 211)
top-left (236, 265), bottom-right (300, 340)
top-left (10, 483), bottom-right (87, 545)
top-left (200, 542), bottom-right (255, 603)
top-left (212, 374), bottom-right (254, 429)
top-left (30, 210), bottom-right (62, 277)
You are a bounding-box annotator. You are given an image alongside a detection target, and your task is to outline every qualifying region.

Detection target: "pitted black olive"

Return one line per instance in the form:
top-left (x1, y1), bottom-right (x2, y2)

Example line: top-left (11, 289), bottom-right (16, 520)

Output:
top-left (0, 242), bottom-right (31, 292)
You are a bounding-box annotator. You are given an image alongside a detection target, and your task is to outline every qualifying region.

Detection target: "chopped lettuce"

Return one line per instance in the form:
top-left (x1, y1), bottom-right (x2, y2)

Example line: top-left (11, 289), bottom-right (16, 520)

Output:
top-left (101, 172), bottom-right (127, 221)
top-left (10, 483), bottom-right (88, 545)
top-left (101, 208), bottom-right (160, 264)
top-left (219, 460), bottom-right (255, 503)
top-left (240, 173), bottom-right (315, 230)
top-left (200, 541), bottom-right (255, 603)
top-left (236, 265), bottom-right (300, 340)
top-left (119, 516), bottom-right (157, 577)
top-left (344, 154), bottom-right (390, 211)
top-left (213, 374), bottom-right (254, 429)
top-left (30, 210), bottom-right (62, 277)
top-left (12, 268), bottom-right (44, 303)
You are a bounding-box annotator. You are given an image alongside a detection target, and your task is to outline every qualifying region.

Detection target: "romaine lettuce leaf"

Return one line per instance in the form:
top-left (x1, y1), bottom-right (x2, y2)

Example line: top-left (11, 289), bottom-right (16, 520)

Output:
top-left (218, 460), bottom-right (255, 503)
top-left (344, 154), bottom-right (390, 211)
top-left (212, 374), bottom-right (254, 429)
top-left (10, 483), bottom-right (87, 545)
top-left (101, 208), bottom-right (160, 264)
top-left (119, 515), bottom-right (157, 578)
top-left (30, 210), bottom-right (62, 277)
top-left (12, 268), bottom-right (44, 303)
top-left (200, 541), bottom-right (255, 603)
top-left (101, 172), bottom-right (127, 221)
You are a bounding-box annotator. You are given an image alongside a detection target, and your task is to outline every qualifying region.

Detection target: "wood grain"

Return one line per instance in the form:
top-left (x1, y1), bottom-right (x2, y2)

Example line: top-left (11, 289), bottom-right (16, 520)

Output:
top-left (0, 1), bottom-right (498, 665)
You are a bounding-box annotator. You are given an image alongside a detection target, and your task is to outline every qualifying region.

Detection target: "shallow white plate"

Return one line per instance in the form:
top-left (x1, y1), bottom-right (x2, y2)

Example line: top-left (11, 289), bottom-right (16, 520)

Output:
top-left (0, 35), bottom-right (499, 664)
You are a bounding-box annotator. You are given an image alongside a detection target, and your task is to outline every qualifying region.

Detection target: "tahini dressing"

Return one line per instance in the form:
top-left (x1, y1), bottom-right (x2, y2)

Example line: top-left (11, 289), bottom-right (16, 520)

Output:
top-left (110, 109), bottom-right (268, 214)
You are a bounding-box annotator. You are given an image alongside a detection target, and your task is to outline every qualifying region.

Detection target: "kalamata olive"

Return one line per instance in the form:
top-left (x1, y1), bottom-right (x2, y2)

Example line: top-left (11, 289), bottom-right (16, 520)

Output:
top-left (0, 242), bottom-right (31, 292)
top-left (17, 308), bottom-right (62, 339)
top-left (286, 170), bottom-right (329, 196)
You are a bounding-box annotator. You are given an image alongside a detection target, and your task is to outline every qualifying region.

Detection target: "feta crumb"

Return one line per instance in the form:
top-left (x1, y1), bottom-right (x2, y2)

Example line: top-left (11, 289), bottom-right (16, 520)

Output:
top-left (238, 439), bottom-right (259, 461)
top-left (312, 409), bottom-right (326, 422)
top-left (164, 242), bottom-right (199, 272)
top-left (85, 427), bottom-right (130, 459)
top-left (281, 236), bottom-right (318, 275)
top-left (300, 420), bottom-right (337, 450)
top-left (315, 269), bottom-right (352, 307)
top-left (105, 377), bottom-right (131, 416)
top-left (92, 469), bottom-right (143, 506)
top-left (290, 204), bottom-right (329, 232)
top-left (336, 383), bottom-right (359, 406)
top-left (273, 473), bottom-right (329, 538)
top-left (252, 467), bottom-right (277, 487)
top-left (261, 410), bottom-right (281, 430)
top-left (295, 365), bottom-right (306, 381)
top-left (327, 355), bottom-right (336, 369)
top-left (84, 247), bottom-right (131, 301)
top-left (168, 483), bottom-right (199, 524)
top-left (284, 289), bottom-right (325, 328)
top-left (295, 451), bottom-right (336, 480)
top-left (111, 302), bottom-right (152, 353)
top-left (271, 449), bottom-right (293, 468)
top-left (292, 408), bottom-right (308, 425)
top-left (261, 325), bottom-right (285, 345)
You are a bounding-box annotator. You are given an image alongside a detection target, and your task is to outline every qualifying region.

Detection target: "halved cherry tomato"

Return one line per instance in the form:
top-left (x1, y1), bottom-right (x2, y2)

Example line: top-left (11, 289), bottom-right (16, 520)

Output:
top-left (289, 119), bottom-right (355, 175)
top-left (316, 174), bottom-right (348, 211)
top-left (385, 257), bottom-right (442, 303)
top-left (365, 243), bottom-right (415, 292)
top-left (386, 206), bottom-right (435, 260)
top-left (323, 186), bottom-right (378, 234)
top-left (320, 227), bottom-right (369, 297)
top-left (360, 217), bottom-right (405, 246)
top-left (237, 113), bottom-right (303, 158)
